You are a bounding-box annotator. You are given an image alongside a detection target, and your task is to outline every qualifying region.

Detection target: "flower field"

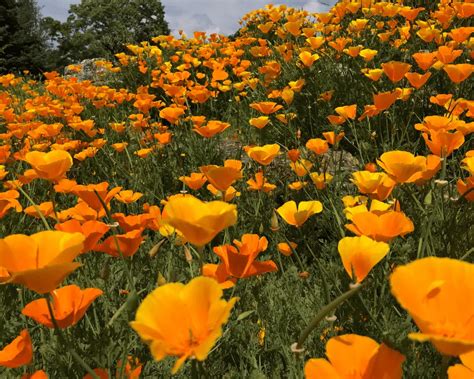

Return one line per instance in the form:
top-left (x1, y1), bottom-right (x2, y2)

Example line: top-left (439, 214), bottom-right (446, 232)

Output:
top-left (0, 0), bottom-right (473, 377)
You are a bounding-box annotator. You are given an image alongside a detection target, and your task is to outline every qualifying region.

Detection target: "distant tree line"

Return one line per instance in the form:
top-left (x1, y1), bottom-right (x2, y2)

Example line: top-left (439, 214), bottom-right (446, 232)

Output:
top-left (0, 0), bottom-right (170, 75)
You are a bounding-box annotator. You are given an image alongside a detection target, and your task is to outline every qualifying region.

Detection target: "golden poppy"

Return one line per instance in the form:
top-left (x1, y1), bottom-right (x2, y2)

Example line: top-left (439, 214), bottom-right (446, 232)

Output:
top-left (24, 150), bottom-right (72, 181)
top-left (72, 182), bottom-right (122, 212)
top-left (422, 130), bottom-right (465, 157)
top-left (96, 229), bottom-right (144, 257)
top-left (0, 329), bottom-right (33, 369)
top-left (448, 350), bottom-right (474, 378)
top-left (351, 171), bottom-right (396, 201)
top-left (249, 101), bottom-right (283, 115)
top-left (377, 151), bottom-right (427, 183)
top-left (247, 171), bottom-right (276, 193)
top-left (162, 194), bottom-right (237, 246)
top-left (277, 241), bottom-right (297, 257)
top-left (0, 190), bottom-right (22, 219)
top-left (345, 210), bottom-right (414, 242)
top-left (305, 334), bottom-right (405, 378)
top-left (391, 257), bottom-right (474, 356)
top-left (0, 231), bottom-right (84, 294)
top-left (131, 276), bottom-right (238, 374)
top-left (115, 190), bottom-right (143, 204)
top-left (22, 284), bottom-right (103, 328)
top-left (193, 120), bottom-right (230, 138)
top-left (443, 64), bottom-right (473, 84)
top-left (338, 236), bottom-right (390, 283)
top-left (245, 144), bottom-right (280, 166)
top-left (306, 138), bottom-right (329, 155)
top-left (381, 61), bottom-right (412, 82)
top-left (277, 200), bottom-right (323, 227)
top-left (200, 163), bottom-right (242, 191)
top-left (179, 173), bottom-right (207, 190)
top-left (55, 220), bottom-right (109, 252)
top-left (210, 234), bottom-right (277, 283)
top-left (249, 116), bottom-right (270, 129)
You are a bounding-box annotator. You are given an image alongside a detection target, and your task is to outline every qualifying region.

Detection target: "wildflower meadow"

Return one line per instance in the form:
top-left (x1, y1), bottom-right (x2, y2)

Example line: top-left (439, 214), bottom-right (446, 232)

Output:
top-left (0, 0), bottom-right (473, 378)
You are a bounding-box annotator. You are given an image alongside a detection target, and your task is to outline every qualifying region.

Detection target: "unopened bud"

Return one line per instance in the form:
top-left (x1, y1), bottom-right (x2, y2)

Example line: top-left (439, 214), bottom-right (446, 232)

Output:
top-left (184, 245), bottom-right (193, 262)
top-left (270, 210), bottom-right (280, 232)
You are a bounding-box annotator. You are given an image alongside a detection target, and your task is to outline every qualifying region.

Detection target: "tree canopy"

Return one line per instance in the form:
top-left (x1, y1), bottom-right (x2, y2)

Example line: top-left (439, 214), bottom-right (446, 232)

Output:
top-left (0, 0), bottom-right (49, 74)
top-left (46, 0), bottom-right (170, 64)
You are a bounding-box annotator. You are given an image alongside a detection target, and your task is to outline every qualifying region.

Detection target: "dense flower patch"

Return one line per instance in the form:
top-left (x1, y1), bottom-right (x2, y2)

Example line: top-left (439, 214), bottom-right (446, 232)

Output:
top-left (0, 0), bottom-right (473, 377)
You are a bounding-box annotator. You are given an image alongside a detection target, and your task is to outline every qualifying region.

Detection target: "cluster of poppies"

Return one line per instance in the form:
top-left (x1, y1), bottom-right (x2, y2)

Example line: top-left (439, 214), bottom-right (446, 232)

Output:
top-left (0, 0), bottom-right (473, 377)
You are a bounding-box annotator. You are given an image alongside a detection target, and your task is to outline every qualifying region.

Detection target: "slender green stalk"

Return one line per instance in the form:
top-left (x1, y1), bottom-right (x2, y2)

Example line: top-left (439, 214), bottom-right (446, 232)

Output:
top-left (46, 296), bottom-right (99, 379)
top-left (296, 283), bottom-right (363, 349)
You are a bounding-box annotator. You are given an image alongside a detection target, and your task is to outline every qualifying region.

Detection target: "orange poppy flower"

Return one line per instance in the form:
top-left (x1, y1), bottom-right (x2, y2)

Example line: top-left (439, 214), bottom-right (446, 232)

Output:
top-left (299, 51), bottom-right (320, 67)
top-left (373, 90), bottom-right (399, 111)
top-left (277, 241), bottom-right (297, 257)
top-left (193, 120), bottom-right (230, 138)
top-left (246, 171), bottom-right (276, 193)
top-left (55, 220), bottom-right (110, 252)
top-left (131, 276), bottom-right (238, 374)
top-left (245, 144), bottom-right (280, 166)
top-left (359, 48), bottom-right (378, 62)
top-left (335, 104), bottom-right (357, 120)
top-left (72, 182), bottom-right (122, 212)
top-left (0, 190), bottom-right (22, 219)
top-left (207, 184), bottom-right (240, 202)
top-left (345, 210), bottom-right (414, 242)
top-left (249, 101), bottom-right (283, 115)
top-left (24, 150), bottom-right (73, 181)
top-left (159, 106), bottom-right (185, 125)
top-left (200, 163), bottom-right (242, 191)
top-left (304, 334), bottom-right (405, 379)
top-left (179, 173), bottom-right (207, 190)
top-left (162, 194), bottom-right (237, 246)
top-left (405, 72), bottom-right (431, 89)
top-left (436, 46), bottom-right (463, 65)
top-left (457, 177), bottom-right (474, 202)
top-left (0, 231), bottom-right (84, 293)
top-left (351, 171), bottom-right (396, 201)
top-left (287, 149), bottom-right (300, 163)
top-left (22, 284), bottom-right (103, 328)
top-left (290, 159), bottom-right (313, 176)
top-left (0, 330), bottom-right (33, 369)
top-left (114, 190), bottom-right (143, 204)
top-left (277, 200), bottom-right (323, 227)
top-left (96, 229), bottom-right (144, 257)
top-left (323, 131), bottom-right (345, 145)
top-left (422, 130), bottom-right (465, 157)
top-left (306, 138), bottom-right (329, 155)
top-left (362, 68), bottom-right (384, 81)
top-left (309, 172), bottom-right (333, 190)
top-left (448, 350), bottom-right (474, 377)
top-left (209, 234), bottom-right (277, 284)
top-left (443, 64), bottom-right (473, 84)
top-left (391, 257), bottom-right (474, 356)
top-left (22, 369), bottom-right (48, 379)
top-left (381, 61), bottom-right (412, 82)
top-left (377, 151), bottom-right (427, 183)
top-left (338, 236), bottom-right (390, 283)
top-left (249, 116), bottom-right (270, 129)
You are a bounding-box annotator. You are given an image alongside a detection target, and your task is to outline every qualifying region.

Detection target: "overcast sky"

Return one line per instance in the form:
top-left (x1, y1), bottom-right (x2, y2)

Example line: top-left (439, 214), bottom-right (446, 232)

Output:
top-left (37, 0), bottom-right (336, 36)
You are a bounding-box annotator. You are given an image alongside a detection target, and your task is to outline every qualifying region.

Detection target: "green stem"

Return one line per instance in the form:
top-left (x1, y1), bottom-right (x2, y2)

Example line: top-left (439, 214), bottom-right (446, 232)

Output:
top-left (16, 185), bottom-right (51, 230)
top-left (46, 297), bottom-right (99, 379)
top-left (296, 283), bottom-right (363, 349)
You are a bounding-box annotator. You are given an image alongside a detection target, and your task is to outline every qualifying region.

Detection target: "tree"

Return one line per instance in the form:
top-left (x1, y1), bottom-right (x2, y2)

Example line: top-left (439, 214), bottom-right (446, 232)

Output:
top-left (0, 0), bottom-right (49, 74)
top-left (50, 0), bottom-right (170, 64)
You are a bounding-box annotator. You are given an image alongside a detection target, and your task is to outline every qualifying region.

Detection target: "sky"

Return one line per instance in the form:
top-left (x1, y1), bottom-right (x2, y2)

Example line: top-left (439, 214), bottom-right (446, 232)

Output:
top-left (37, 0), bottom-right (337, 36)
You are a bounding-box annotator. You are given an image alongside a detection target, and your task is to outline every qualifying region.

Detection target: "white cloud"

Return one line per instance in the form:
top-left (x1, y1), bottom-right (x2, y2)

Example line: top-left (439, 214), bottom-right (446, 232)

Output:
top-left (38, 0), bottom-right (337, 36)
